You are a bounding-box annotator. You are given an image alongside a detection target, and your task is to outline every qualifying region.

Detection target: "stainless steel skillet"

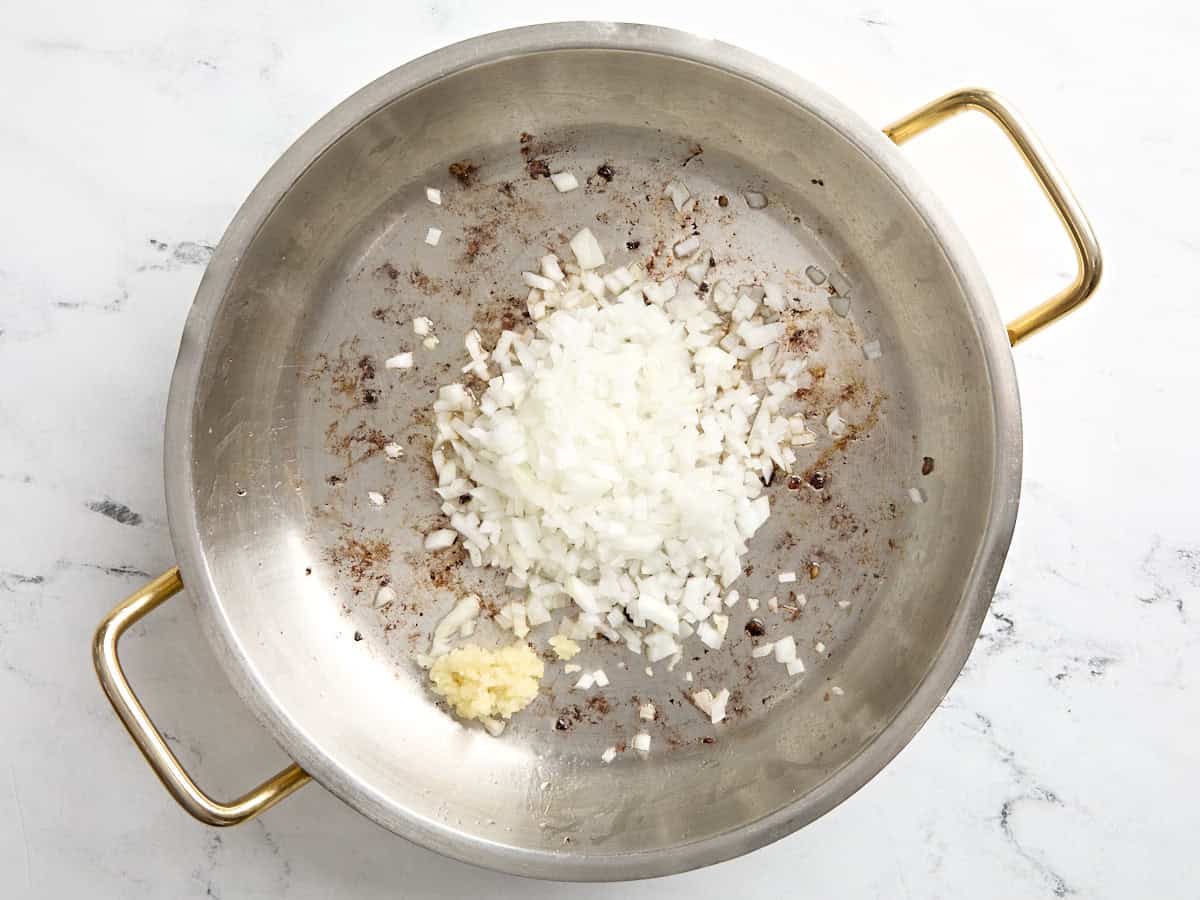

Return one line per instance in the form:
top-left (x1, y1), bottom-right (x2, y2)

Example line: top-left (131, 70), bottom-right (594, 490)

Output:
top-left (93, 22), bottom-right (1100, 880)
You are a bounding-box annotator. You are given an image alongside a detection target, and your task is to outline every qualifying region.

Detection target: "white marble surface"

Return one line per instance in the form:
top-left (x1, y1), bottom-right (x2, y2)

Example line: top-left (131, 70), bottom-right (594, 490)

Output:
top-left (2, 1), bottom-right (1198, 897)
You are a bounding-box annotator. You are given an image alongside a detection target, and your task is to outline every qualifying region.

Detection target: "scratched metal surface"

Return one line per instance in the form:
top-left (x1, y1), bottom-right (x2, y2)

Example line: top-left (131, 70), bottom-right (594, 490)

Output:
top-left (168, 25), bottom-right (1018, 879)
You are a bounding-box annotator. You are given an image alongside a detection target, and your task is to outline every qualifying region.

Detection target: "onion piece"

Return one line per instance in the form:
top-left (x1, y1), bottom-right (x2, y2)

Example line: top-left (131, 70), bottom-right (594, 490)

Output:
top-left (763, 283), bottom-right (786, 312)
top-left (424, 529), bottom-right (457, 550)
top-left (424, 227), bottom-right (442, 246)
top-left (540, 254), bottom-right (566, 283)
top-left (673, 236), bottom-right (700, 258)
top-left (429, 595), bottom-right (481, 658)
top-left (826, 408), bottom-right (849, 438)
top-left (773, 635), bottom-right (797, 663)
top-left (523, 271), bottom-right (557, 291)
top-left (568, 227), bottom-right (606, 270)
top-left (709, 688), bottom-right (729, 724)
top-left (829, 295), bottom-right (851, 317)
top-left (385, 352), bottom-right (413, 370)
top-left (550, 172), bottom-right (579, 192)
top-left (663, 180), bottom-right (692, 212)
top-left (425, 187), bottom-right (442, 205)
top-left (374, 585), bottom-right (396, 609)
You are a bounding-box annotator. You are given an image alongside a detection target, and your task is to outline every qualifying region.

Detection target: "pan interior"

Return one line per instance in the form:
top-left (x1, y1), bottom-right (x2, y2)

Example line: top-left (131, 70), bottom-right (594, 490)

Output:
top-left (184, 45), bottom-right (1001, 864)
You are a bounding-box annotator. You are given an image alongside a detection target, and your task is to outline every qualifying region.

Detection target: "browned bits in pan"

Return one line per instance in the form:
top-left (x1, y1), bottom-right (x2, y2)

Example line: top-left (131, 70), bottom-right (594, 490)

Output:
top-left (922, 456), bottom-right (936, 475)
top-left (374, 261), bottom-right (401, 281)
top-left (448, 160), bottom-right (478, 185)
top-left (326, 535), bottom-right (391, 585)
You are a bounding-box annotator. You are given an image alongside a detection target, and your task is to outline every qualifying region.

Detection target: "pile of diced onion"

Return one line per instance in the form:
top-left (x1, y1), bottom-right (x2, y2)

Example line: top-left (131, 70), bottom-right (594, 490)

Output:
top-left (427, 223), bottom-right (817, 674)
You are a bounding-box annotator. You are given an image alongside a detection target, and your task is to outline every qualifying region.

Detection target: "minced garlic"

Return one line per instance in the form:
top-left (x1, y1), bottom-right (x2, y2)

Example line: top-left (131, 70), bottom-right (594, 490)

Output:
top-left (548, 635), bottom-right (581, 660)
top-left (429, 643), bottom-right (544, 722)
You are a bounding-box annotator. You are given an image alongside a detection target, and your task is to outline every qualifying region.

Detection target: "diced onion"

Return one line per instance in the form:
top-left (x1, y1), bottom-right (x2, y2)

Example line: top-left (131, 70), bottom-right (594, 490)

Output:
top-left (709, 688), bottom-right (729, 723)
top-left (374, 585), bottom-right (396, 609)
top-left (568, 228), bottom-right (606, 270)
top-left (664, 180), bottom-right (692, 212)
top-left (420, 218), bottom-right (826, 675)
top-left (424, 529), bottom-right (457, 550)
top-left (550, 172), bottom-right (579, 192)
top-left (773, 635), bottom-right (797, 663)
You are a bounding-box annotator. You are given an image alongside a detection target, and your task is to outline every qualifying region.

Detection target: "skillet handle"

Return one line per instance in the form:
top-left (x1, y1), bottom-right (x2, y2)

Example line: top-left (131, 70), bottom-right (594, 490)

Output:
top-left (884, 88), bottom-right (1102, 346)
top-left (93, 567), bottom-right (311, 826)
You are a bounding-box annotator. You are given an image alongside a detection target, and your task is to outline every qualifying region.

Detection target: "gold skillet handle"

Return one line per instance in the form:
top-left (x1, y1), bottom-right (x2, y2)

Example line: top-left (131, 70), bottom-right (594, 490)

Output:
top-left (884, 88), bottom-right (1102, 345)
top-left (93, 568), bottom-right (311, 826)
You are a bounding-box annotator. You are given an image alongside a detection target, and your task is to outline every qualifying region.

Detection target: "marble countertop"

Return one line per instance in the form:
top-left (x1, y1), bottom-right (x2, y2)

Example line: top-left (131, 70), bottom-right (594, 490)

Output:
top-left (2, 1), bottom-right (1197, 897)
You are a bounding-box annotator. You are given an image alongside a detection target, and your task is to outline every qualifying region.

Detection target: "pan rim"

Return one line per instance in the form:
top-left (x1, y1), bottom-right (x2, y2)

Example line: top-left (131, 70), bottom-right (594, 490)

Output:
top-left (164, 21), bottom-right (1021, 881)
